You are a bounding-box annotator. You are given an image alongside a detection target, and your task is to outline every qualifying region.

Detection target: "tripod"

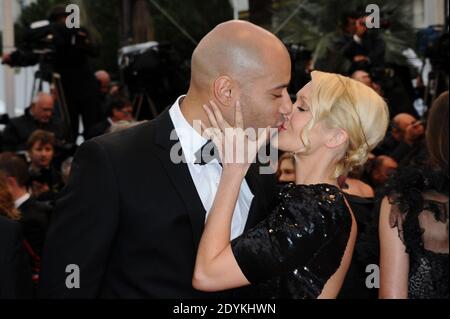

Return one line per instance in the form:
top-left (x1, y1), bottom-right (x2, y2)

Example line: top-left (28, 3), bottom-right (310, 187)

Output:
top-left (132, 91), bottom-right (159, 120)
top-left (31, 63), bottom-right (73, 142)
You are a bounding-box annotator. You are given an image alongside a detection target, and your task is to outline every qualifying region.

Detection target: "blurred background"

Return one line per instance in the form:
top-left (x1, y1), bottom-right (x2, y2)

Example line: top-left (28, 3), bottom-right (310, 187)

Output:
top-left (0, 0), bottom-right (448, 119)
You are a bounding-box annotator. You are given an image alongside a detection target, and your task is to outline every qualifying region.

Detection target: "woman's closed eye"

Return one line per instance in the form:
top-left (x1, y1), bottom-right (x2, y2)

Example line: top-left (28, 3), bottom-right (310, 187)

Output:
top-left (297, 106), bottom-right (308, 112)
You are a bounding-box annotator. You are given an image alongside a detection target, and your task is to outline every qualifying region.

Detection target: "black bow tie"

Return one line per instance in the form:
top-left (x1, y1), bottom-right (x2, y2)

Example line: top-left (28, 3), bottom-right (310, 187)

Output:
top-left (194, 140), bottom-right (221, 165)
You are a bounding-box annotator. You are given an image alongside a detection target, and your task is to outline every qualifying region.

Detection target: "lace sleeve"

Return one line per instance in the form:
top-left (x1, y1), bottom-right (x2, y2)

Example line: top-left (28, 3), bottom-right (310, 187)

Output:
top-left (385, 165), bottom-right (449, 254)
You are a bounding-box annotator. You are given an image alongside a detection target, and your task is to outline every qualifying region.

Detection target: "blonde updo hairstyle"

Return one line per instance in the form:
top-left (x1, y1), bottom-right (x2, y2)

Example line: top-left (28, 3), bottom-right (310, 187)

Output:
top-left (299, 71), bottom-right (389, 178)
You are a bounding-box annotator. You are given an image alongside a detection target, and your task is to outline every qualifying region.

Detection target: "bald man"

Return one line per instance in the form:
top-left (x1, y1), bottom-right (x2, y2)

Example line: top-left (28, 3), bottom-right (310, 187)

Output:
top-left (95, 70), bottom-right (111, 95)
top-left (389, 113), bottom-right (426, 165)
top-left (391, 113), bottom-right (424, 143)
top-left (39, 21), bottom-right (292, 298)
top-left (94, 70), bottom-right (114, 119)
top-left (2, 92), bottom-right (64, 152)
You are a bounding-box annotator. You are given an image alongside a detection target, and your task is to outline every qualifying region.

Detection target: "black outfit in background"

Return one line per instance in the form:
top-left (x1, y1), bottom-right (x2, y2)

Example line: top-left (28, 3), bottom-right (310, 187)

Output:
top-left (342, 30), bottom-right (385, 67)
top-left (52, 24), bottom-right (103, 140)
top-left (1, 108), bottom-right (64, 152)
top-left (339, 194), bottom-right (377, 299)
top-left (0, 215), bottom-right (33, 298)
top-left (39, 108), bottom-right (277, 298)
top-left (231, 183), bottom-right (352, 299)
top-left (85, 119), bottom-right (111, 140)
top-left (17, 197), bottom-right (51, 257)
top-left (391, 139), bottom-right (428, 167)
top-left (372, 132), bottom-right (399, 157)
top-left (385, 166), bottom-right (449, 299)
top-left (29, 165), bottom-right (65, 206)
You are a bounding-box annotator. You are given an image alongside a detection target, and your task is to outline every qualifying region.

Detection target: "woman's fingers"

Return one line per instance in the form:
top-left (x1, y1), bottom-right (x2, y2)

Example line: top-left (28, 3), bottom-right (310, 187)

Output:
top-left (201, 120), bottom-right (222, 145)
top-left (209, 100), bottom-right (231, 131)
top-left (200, 121), bottom-right (214, 140)
top-left (202, 99), bottom-right (270, 166)
top-left (201, 117), bottom-right (223, 158)
top-left (203, 104), bottom-right (220, 132)
top-left (235, 100), bottom-right (244, 129)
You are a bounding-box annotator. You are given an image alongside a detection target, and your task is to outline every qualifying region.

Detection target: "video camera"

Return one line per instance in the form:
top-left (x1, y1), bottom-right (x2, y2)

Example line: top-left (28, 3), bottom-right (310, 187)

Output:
top-left (119, 41), bottom-right (162, 92)
top-left (3, 19), bottom-right (92, 72)
top-left (119, 41), bottom-right (190, 117)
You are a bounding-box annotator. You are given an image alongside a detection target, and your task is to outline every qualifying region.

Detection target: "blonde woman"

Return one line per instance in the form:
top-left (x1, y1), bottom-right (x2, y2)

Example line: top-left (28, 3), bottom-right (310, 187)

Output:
top-left (193, 70), bottom-right (389, 298)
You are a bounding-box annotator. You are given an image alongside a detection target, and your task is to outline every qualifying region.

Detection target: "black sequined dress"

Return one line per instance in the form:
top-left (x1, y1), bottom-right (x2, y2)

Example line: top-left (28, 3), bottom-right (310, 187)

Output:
top-left (231, 183), bottom-right (352, 299)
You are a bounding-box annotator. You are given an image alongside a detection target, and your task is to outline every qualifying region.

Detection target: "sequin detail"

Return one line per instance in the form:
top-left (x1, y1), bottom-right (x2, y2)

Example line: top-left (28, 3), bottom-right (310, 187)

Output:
top-left (231, 183), bottom-right (352, 299)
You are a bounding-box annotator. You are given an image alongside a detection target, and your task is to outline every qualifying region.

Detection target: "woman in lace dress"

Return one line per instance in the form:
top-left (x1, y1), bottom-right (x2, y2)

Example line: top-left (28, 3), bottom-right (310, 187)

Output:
top-left (379, 91), bottom-right (449, 299)
top-left (192, 71), bottom-right (389, 298)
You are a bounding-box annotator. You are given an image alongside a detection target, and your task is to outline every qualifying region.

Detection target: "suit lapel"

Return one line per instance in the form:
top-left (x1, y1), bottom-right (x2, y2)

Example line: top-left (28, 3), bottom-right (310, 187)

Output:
top-left (153, 109), bottom-right (206, 248)
top-left (244, 164), bottom-right (269, 232)
top-left (152, 108), bottom-right (274, 244)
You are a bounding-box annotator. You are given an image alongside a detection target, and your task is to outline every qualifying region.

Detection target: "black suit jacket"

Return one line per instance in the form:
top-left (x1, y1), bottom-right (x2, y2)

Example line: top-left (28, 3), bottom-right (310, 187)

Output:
top-left (85, 119), bottom-right (111, 140)
top-left (18, 197), bottom-right (51, 257)
top-left (38, 108), bottom-right (277, 298)
top-left (0, 215), bottom-right (33, 298)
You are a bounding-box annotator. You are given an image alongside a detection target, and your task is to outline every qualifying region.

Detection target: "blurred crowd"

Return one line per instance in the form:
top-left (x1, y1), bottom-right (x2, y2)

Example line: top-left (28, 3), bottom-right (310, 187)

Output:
top-left (0, 7), bottom-right (448, 298)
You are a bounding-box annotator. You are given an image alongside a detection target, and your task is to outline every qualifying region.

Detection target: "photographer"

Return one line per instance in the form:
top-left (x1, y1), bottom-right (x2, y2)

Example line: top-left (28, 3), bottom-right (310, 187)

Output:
top-left (342, 14), bottom-right (386, 68)
top-left (2, 92), bottom-right (64, 152)
top-left (2, 5), bottom-right (103, 142)
top-left (85, 96), bottom-right (134, 140)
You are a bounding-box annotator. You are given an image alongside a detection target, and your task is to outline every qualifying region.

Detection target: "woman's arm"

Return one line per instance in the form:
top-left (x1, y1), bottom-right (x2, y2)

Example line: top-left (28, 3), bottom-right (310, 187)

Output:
top-left (192, 170), bottom-right (250, 291)
top-left (379, 196), bottom-right (409, 299)
top-left (193, 101), bottom-right (269, 292)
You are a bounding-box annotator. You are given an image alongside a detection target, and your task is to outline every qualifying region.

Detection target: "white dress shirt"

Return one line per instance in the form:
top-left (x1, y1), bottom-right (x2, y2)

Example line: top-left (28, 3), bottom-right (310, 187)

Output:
top-left (15, 193), bottom-right (31, 209)
top-left (169, 96), bottom-right (254, 240)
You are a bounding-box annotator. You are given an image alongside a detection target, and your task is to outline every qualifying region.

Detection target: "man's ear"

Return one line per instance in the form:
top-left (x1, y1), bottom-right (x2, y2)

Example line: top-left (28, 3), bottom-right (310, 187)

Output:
top-left (213, 76), bottom-right (235, 106)
top-left (391, 127), bottom-right (400, 139)
top-left (326, 128), bottom-right (348, 149)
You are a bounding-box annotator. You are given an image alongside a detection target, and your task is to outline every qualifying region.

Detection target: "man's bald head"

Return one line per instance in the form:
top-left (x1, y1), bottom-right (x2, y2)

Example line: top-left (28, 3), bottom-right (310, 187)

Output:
top-left (182, 20), bottom-right (292, 131)
top-left (95, 70), bottom-right (111, 94)
top-left (392, 113), bottom-right (417, 142)
top-left (190, 20), bottom-right (290, 90)
top-left (393, 113), bottom-right (416, 129)
top-left (33, 92), bottom-right (54, 105)
top-left (95, 70), bottom-right (111, 82)
top-left (31, 92), bottom-right (54, 123)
